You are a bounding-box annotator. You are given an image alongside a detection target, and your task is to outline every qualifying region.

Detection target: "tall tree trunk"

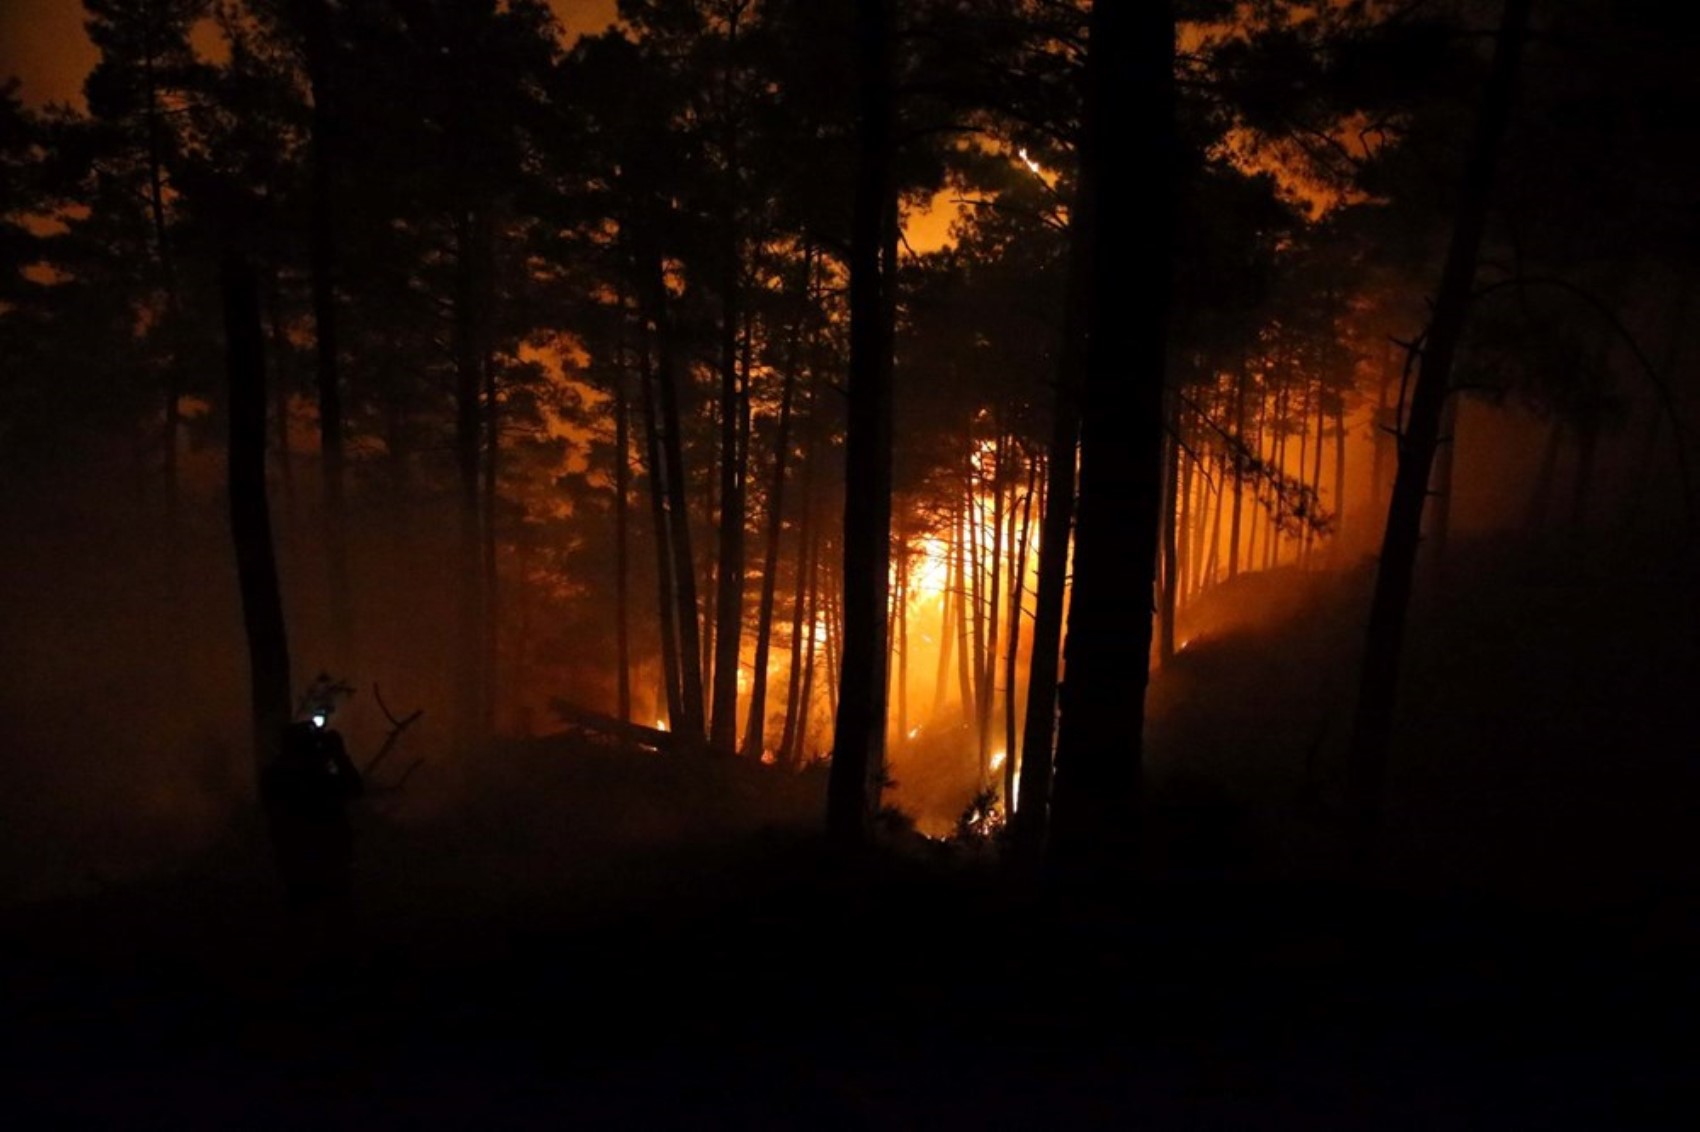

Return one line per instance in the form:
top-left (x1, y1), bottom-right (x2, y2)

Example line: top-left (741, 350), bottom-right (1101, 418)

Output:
top-left (710, 0), bottom-right (748, 752)
top-left (638, 330), bottom-right (684, 730)
top-left (1422, 396), bottom-right (1457, 571)
top-left (483, 351), bottom-right (500, 734)
top-left (1228, 357), bottom-right (1247, 580)
top-left (1246, 386), bottom-right (1265, 571)
top-left (711, 246), bottom-right (747, 750)
top-left (1013, 176), bottom-right (1089, 855)
top-left (1204, 460), bottom-right (1223, 589)
top-left (1004, 460), bottom-right (1036, 814)
top-left (614, 371), bottom-right (633, 726)
top-left (1373, 338), bottom-right (1394, 513)
top-left (1159, 409), bottom-right (1180, 664)
top-left (224, 252), bottom-right (292, 779)
top-left (1176, 434), bottom-right (1193, 608)
top-left (779, 480), bottom-right (818, 767)
top-left (1048, 0), bottom-right (1175, 871)
top-left (826, 0), bottom-right (897, 843)
top-left (894, 541), bottom-right (910, 742)
top-left (1307, 379), bottom-right (1326, 566)
top-left (795, 527), bottom-right (823, 764)
top-left (265, 272), bottom-right (295, 506)
top-left (1295, 385), bottom-right (1310, 562)
top-left (701, 397), bottom-right (718, 707)
top-left (741, 264), bottom-right (808, 760)
top-left (648, 254), bottom-right (708, 742)
top-left (824, 549), bottom-right (841, 721)
top-left (1347, 0), bottom-right (1533, 860)
top-left (954, 500), bottom-right (976, 721)
top-left (932, 520), bottom-right (957, 719)
top-left (978, 428), bottom-right (1008, 774)
top-left (1268, 385), bottom-right (1288, 570)
top-left (1333, 395), bottom-right (1347, 560)
top-left (780, 365), bottom-right (824, 764)
top-left (966, 449), bottom-right (987, 751)
top-left (295, 0), bottom-right (352, 671)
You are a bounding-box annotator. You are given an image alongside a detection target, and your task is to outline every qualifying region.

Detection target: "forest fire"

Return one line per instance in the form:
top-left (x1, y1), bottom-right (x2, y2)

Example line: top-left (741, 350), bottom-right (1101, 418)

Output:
top-left (2, 0), bottom-right (1696, 1124)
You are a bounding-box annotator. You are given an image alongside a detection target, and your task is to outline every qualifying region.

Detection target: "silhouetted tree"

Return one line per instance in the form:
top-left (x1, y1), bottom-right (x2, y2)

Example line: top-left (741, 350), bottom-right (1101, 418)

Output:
top-left (1348, 0), bottom-right (1534, 862)
top-left (1047, 0), bottom-right (1176, 871)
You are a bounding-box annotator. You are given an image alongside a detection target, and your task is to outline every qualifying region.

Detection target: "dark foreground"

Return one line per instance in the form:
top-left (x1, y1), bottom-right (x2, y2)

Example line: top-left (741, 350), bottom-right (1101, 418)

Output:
top-left (4, 543), bottom-right (1696, 1128)
top-left (2, 779), bottom-right (1694, 1128)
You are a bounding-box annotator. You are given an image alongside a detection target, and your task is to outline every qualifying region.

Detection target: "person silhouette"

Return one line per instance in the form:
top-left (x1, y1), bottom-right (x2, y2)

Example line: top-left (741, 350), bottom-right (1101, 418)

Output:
top-left (262, 675), bottom-right (364, 912)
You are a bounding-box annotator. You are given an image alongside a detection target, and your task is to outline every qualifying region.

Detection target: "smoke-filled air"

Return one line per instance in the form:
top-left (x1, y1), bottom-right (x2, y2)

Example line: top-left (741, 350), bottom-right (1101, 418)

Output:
top-left (2, 0), bottom-right (1696, 1124)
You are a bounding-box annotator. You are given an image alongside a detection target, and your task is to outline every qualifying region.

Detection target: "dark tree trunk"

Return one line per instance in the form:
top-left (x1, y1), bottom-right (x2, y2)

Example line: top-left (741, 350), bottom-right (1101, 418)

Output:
top-left (1159, 410), bottom-right (1180, 664)
top-left (1228, 357), bottom-right (1247, 580)
top-left (1424, 396), bottom-right (1458, 572)
top-left (1047, 0), bottom-right (1176, 871)
top-left (637, 328), bottom-right (684, 730)
top-left (614, 373), bottom-right (633, 726)
top-left (1247, 385), bottom-right (1265, 570)
top-left (979, 427), bottom-right (1008, 773)
top-left (794, 526), bottom-right (824, 764)
top-left (1204, 459), bottom-right (1223, 588)
top-left (1179, 439), bottom-right (1195, 606)
top-left (1307, 380), bottom-right (1326, 566)
top-left (224, 253), bottom-right (292, 778)
top-left (1334, 396), bottom-right (1348, 558)
top-left (741, 262), bottom-right (808, 760)
top-left (483, 351), bottom-right (500, 734)
top-left (1347, 0), bottom-right (1533, 860)
top-left (893, 540), bottom-right (909, 742)
top-left (779, 474), bottom-right (817, 766)
top-left (1268, 385), bottom-right (1288, 571)
top-left (966, 450), bottom-right (987, 751)
top-left (1004, 459), bottom-right (1036, 814)
top-left (1013, 182), bottom-right (1090, 857)
top-left (826, 0), bottom-right (897, 845)
top-left (265, 272), bottom-right (295, 506)
top-left (711, 244), bottom-right (747, 751)
top-left (932, 521), bottom-right (957, 719)
top-left (647, 255), bottom-right (708, 742)
top-left (780, 366), bottom-right (824, 765)
top-left (1373, 339), bottom-right (1394, 512)
top-left (954, 501), bottom-right (976, 720)
top-left (702, 398), bottom-right (718, 704)
top-left (294, 0), bottom-right (352, 671)
top-left (824, 550), bottom-right (841, 721)
top-left (1295, 385), bottom-right (1309, 561)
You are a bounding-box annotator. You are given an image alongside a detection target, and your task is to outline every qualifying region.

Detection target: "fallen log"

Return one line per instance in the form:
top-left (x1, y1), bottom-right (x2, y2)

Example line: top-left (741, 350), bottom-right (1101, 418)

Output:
top-left (549, 698), bottom-right (685, 753)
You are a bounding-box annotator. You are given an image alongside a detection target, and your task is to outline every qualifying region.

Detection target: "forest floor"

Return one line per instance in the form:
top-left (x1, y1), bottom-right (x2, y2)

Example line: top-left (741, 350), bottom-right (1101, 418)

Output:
top-left (3, 532), bottom-right (1696, 1128)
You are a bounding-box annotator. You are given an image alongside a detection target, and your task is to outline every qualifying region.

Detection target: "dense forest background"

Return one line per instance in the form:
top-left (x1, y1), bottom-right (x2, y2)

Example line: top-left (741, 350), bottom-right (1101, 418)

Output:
top-left (2, 0), bottom-right (1696, 901)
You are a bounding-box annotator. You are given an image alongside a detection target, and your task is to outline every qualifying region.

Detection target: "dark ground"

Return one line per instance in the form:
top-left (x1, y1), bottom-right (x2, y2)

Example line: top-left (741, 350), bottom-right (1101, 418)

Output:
top-left (3, 535), bottom-right (1696, 1128)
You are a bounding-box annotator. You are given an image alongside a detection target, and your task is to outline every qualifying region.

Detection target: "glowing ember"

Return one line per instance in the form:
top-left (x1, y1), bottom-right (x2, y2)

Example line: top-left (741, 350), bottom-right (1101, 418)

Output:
top-left (990, 749), bottom-right (1006, 772)
top-left (908, 726), bottom-right (921, 740)
top-left (655, 718), bottom-right (668, 732)
top-left (1018, 147), bottom-right (1043, 178)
